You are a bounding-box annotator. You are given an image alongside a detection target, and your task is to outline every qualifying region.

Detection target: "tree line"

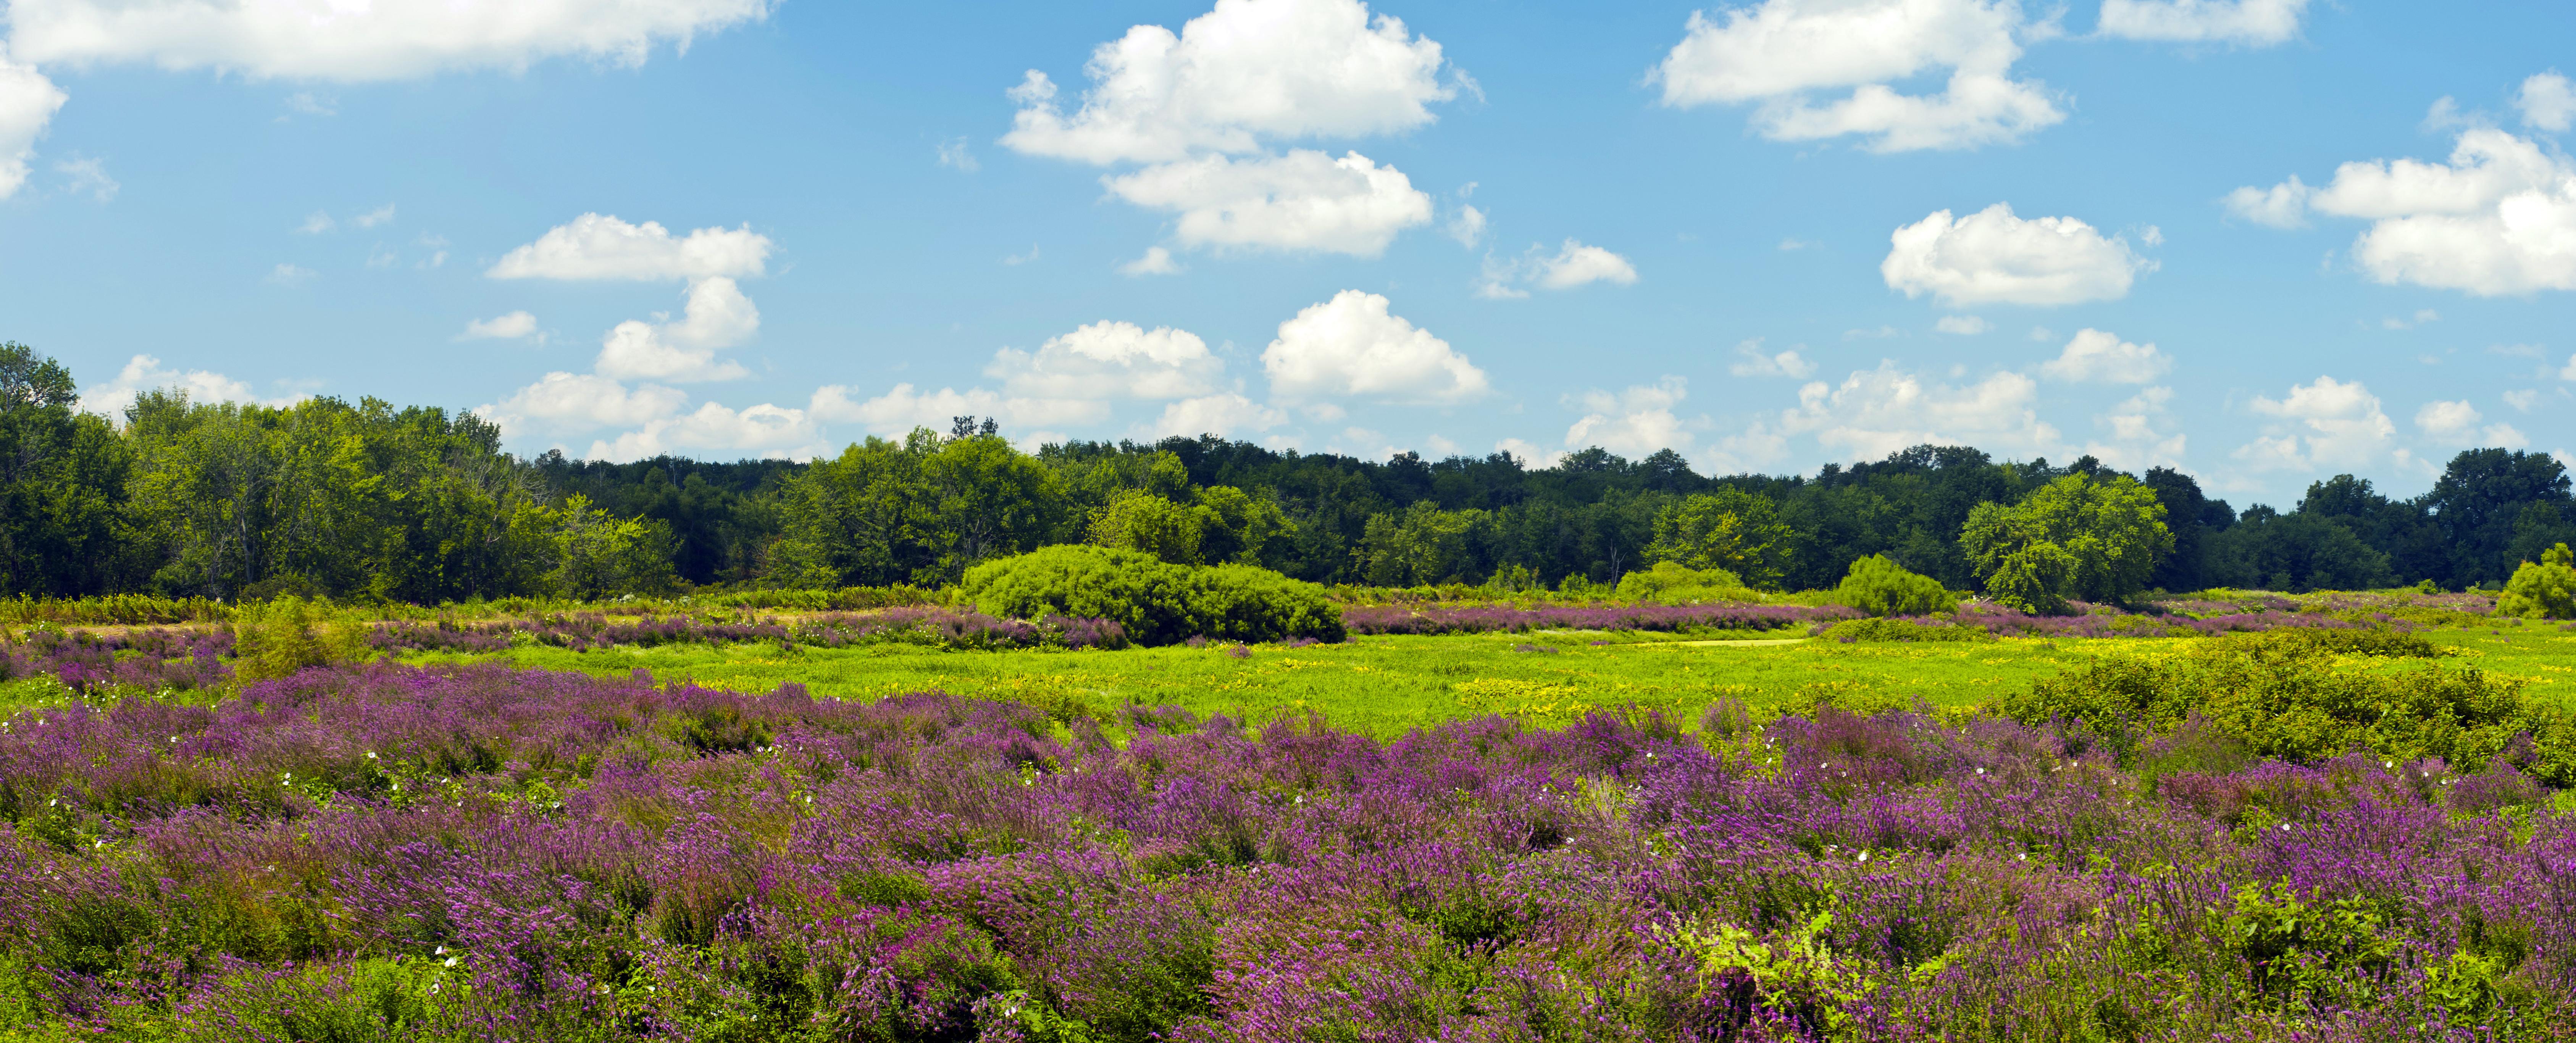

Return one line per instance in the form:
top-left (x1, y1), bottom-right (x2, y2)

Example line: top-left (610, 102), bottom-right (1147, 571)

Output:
top-left (4, 343), bottom-right (2570, 602)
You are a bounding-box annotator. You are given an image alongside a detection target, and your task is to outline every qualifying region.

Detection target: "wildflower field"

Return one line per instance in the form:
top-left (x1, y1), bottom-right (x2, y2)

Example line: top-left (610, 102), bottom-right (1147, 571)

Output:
top-left (3, 593), bottom-right (2576, 1040)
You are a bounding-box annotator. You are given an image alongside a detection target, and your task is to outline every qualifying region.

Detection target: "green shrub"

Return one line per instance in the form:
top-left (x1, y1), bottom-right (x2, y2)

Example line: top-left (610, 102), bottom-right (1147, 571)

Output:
top-left (962, 545), bottom-right (1344, 646)
top-left (233, 596), bottom-right (373, 683)
top-left (1615, 561), bottom-right (1758, 604)
top-left (1830, 555), bottom-right (1956, 617)
top-left (1818, 617), bottom-right (1988, 643)
top-left (2498, 543), bottom-right (2576, 620)
top-left (2001, 628), bottom-right (2568, 777)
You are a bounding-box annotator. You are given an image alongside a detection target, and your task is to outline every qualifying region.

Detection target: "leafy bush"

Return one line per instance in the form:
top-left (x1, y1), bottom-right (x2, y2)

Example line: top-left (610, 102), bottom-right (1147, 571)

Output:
top-left (1817, 617), bottom-right (1988, 643)
top-left (962, 545), bottom-right (1343, 646)
top-left (2498, 542), bottom-right (2576, 620)
top-left (1961, 474), bottom-right (2173, 614)
top-left (232, 596), bottom-right (372, 682)
top-left (2001, 627), bottom-right (2569, 779)
top-left (1830, 555), bottom-right (1955, 617)
top-left (1614, 561), bottom-right (1757, 604)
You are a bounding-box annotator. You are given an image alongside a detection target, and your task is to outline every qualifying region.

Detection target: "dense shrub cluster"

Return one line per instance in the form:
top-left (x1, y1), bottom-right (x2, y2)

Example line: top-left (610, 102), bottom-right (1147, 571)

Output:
top-left (1829, 554), bottom-right (1955, 617)
top-left (963, 545), bottom-right (1343, 646)
top-left (2, 665), bottom-right (2573, 1040)
top-left (2501, 542), bottom-right (2576, 620)
top-left (1613, 561), bottom-right (1759, 604)
top-left (2001, 628), bottom-right (2576, 782)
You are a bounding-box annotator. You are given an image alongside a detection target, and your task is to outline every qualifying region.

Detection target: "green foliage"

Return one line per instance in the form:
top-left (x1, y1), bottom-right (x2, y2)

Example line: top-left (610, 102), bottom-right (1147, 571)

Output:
top-left (2208, 509), bottom-right (2397, 593)
top-left (1830, 554), bottom-right (1955, 617)
top-left (775, 429), bottom-right (1066, 588)
top-left (1961, 474), bottom-right (2173, 613)
top-left (962, 545), bottom-right (1344, 646)
top-left (1614, 560), bottom-right (1756, 604)
top-left (1647, 489), bottom-right (1790, 589)
top-left (0, 343), bottom-right (139, 598)
top-left (1087, 485), bottom-right (1294, 568)
top-left (546, 495), bottom-right (680, 600)
top-left (2497, 542), bottom-right (2576, 620)
top-left (2224, 881), bottom-right (2396, 1004)
top-left (1817, 617), bottom-right (1987, 643)
top-left (1358, 500), bottom-right (1496, 587)
top-left (234, 595), bottom-right (373, 682)
top-left (1998, 628), bottom-right (2569, 778)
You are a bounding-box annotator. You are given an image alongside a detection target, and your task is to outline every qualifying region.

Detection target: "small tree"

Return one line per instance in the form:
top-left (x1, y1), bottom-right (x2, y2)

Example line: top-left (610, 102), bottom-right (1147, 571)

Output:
top-left (1834, 555), bottom-right (1955, 617)
top-left (1087, 490), bottom-right (1206, 565)
top-left (2499, 543), bottom-right (2576, 620)
top-left (1961, 474), bottom-right (2172, 613)
top-left (1646, 489), bottom-right (1789, 589)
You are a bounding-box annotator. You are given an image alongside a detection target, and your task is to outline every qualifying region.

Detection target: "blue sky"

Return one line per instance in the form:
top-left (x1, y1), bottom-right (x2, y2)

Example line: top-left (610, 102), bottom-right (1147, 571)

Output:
top-left (0, 0), bottom-right (2570, 507)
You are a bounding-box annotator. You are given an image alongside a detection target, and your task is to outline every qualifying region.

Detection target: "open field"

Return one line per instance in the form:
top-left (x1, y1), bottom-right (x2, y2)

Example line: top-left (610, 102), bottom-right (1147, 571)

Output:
top-left (392, 622), bottom-right (2576, 737)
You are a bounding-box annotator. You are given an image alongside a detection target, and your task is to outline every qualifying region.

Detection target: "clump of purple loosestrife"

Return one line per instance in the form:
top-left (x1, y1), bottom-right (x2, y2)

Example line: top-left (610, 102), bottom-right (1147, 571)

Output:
top-left (1, 661), bottom-right (2572, 1039)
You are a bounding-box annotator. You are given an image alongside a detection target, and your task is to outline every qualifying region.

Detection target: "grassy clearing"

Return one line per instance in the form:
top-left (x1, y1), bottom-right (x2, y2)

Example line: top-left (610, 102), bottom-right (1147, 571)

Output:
top-left (399, 622), bottom-right (2576, 737)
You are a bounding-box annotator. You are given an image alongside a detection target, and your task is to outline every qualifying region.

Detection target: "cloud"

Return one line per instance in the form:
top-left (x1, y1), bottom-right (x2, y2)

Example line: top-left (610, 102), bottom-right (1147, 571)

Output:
top-left (988, 320), bottom-right (1224, 400)
top-left (1882, 203), bottom-right (2152, 306)
top-left (1493, 437), bottom-right (1565, 469)
top-left (2223, 175), bottom-right (2312, 228)
top-left (1565, 377), bottom-right (1693, 456)
top-left (585, 400), bottom-right (822, 463)
top-left (1653, 0), bottom-right (2063, 153)
top-left (78, 353), bottom-right (299, 417)
top-left (1446, 203), bottom-right (1487, 248)
top-left (462, 311), bottom-right (540, 341)
top-left (1935, 314), bottom-right (1989, 335)
top-left (936, 137), bottom-right (978, 172)
top-left (1120, 246), bottom-right (1182, 276)
top-left (1476, 239), bottom-right (1640, 297)
top-left (298, 211), bottom-right (334, 234)
top-left (2240, 127), bottom-right (2576, 295)
top-left (1728, 339), bottom-right (1816, 378)
top-left (52, 154), bottom-right (113, 201)
top-left (593, 277), bottom-right (758, 382)
top-left (1777, 361), bottom-right (2060, 460)
top-left (7, 0), bottom-right (772, 80)
top-left (1146, 393), bottom-right (1285, 439)
top-left (1263, 289), bottom-right (1487, 404)
top-left (266, 263), bottom-right (316, 287)
top-left (2414, 399), bottom-right (2528, 449)
top-left (808, 382), bottom-right (1108, 437)
top-left (352, 203), bottom-right (395, 229)
top-left (2503, 389), bottom-right (2540, 413)
top-left (2519, 72), bottom-right (2576, 133)
top-left (1000, 0), bottom-right (1454, 166)
top-left (2039, 328), bottom-right (2170, 383)
top-left (282, 92), bottom-right (334, 117)
top-left (487, 213), bottom-right (771, 282)
top-left (2095, 0), bottom-right (2310, 45)
top-left (1103, 150), bottom-right (1430, 257)
top-left (2236, 375), bottom-right (2396, 470)
top-left (478, 372), bottom-right (688, 433)
top-left (2082, 385), bottom-right (2186, 471)
top-left (0, 57), bottom-right (68, 199)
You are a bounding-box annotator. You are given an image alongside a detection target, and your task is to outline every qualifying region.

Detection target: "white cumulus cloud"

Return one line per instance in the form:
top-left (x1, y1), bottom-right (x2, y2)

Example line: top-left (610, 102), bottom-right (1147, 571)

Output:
top-left (2083, 385), bottom-right (2187, 471)
top-left (1104, 149), bottom-right (1430, 257)
top-left (1653, 0), bottom-right (2063, 153)
top-left (7, 0), bottom-right (772, 81)
top-left (1777, 362), bottom-right (2060, 460)
top-left (2095, 0), bottom-right (2310, 46)
top-left (1728, 339), bottom-right (1816, 378)
top-left (592, 277), bottom-right (758, 383)
top-left (1883, 203), bottom-right (2152, 306)
top-left (988, 321), bottom-right (1224, 400)
top-left (1263, 289), bottom-right (1487, 404)
top-left (1146, 394), bottom-right (1285, 439)
top-left (477, 372), bottom-right (687, 434)
top-left (1565, 377), bottom-right (1693, 456)
top-left (2223, 175), bottom-right (2313, 228)
top-left (0, 55), bottom-right (68, 199)
top-left (2518, 72), bottom-right (2576, 133)
top-left (2237, 127), bottom-right (2576, 295)
top-left (1476, 239), bottom-right (1640, 297)
top-left (462, 311), bottom-right (540, 341)
top-left (78, 353), bottom-right (298, 418)
top-left (2414, 399), bottom-right (2527, 449)
top-left (1000, 0), bottom-right (1453, 166)
top-left (1935, 314), bottom-right (1990, 335)
top-left (808, 383), bottom-right (1108, 438)
top-left (2039, 328), bottom-right (2171, 383)
top-left (487, 213), bottom-right (771, 282)
top-left (2235, 375), bottom-right (2397, 470)
top-left (586, 400), bottom-right (821, 463)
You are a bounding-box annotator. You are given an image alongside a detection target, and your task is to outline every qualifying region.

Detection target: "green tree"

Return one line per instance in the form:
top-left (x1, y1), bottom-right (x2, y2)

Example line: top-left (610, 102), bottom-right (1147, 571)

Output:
top-left (548, 495), bottom-right (681, 599)
top-left (1961, 474), bottom-right (2172, 613)
top-left (1357, 501), bottom-right (1494, 586)
top-left (775, 428), bottom-right (1066, 587)
top-left (0, 343), bottom-right (138, 595)
top-left (1088, 490), bottom-right (1206, 564)
top-left (2207, 508), bottom-right (2397, 593)
top-left (2499, 542), bottom-right (2576, 619)
top-left (1646, 489), bottom-right (1789, 588)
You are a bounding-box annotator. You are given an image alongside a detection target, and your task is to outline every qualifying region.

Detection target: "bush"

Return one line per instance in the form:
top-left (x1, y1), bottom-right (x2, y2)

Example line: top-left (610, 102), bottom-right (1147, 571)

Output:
top-left (1614, 561), bottom-right (1757, 604)
top-left (1818, 617), bottom-right (1988, 643)
top-left (1831, 555), bottom-right (1955, 617)
top-left (2498, 543), bottom-right (2576, 620)
top-left (232, 596), bottom-right (373, 682)
top-left (962, 545), bottom-right (1344, 646)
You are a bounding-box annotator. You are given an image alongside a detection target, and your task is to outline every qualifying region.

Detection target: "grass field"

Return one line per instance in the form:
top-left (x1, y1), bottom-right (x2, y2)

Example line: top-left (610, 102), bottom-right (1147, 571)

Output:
top-left (395, 621), bottom-right (2576, 737)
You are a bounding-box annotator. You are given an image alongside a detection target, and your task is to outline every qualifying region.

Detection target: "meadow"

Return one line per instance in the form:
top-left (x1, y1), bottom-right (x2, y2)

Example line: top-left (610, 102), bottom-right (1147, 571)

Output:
top-left (5, 590), bottom-right (2576, 1040)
